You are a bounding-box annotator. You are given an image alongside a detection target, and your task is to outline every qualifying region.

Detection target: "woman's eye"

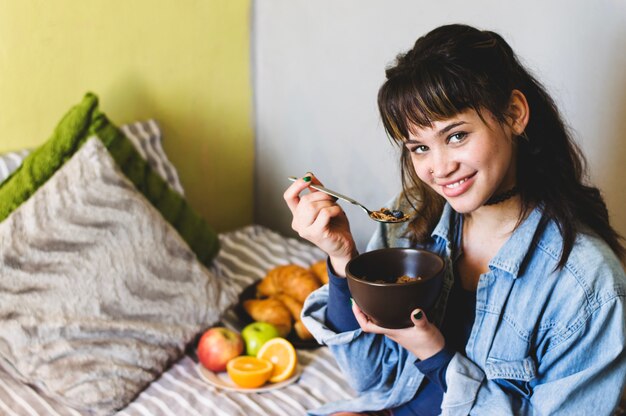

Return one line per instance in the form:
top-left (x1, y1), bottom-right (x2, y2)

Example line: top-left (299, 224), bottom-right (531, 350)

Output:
top-left (448, 132), bottom-right (467, 144)
top-left (409, 145), bottom-right (429, 154)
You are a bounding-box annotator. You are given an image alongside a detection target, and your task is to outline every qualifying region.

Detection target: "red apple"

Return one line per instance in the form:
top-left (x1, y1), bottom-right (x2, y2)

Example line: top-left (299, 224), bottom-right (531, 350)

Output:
top-left (197, 327), bottom-right (244, 372)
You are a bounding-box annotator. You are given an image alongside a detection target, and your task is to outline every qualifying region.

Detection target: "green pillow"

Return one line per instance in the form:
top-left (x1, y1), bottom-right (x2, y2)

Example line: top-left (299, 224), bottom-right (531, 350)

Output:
top-left (0, 93), bottom-right (219, 265)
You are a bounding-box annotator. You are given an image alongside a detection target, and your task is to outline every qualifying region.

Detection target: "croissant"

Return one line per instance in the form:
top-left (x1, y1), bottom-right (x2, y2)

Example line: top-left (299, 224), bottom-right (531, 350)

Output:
top-left (309, 259), bottom-right (329, 285)
top-left (294, 320), bottom-right (313, 341)
top-left (243, 298), bottom-right (292, 337)
top-left (275, 294), bottom-right (302, 321)
top-left (257, 264), bottom-right (321, 303)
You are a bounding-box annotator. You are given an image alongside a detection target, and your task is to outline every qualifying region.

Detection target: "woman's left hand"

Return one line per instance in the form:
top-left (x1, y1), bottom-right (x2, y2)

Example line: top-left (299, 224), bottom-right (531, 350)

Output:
top-left (352, 302), bottom-right (445, 361)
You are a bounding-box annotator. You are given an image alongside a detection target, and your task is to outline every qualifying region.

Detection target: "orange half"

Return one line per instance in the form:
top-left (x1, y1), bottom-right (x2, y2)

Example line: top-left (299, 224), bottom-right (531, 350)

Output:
top-left (256, 337), bottom-right (297, 383)
top-left (226, 356), bottom-right (273, 388)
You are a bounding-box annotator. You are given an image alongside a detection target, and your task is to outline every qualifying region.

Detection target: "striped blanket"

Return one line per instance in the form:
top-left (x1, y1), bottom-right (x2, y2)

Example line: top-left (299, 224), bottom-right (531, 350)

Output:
top-left (0, 225), bottom-right (356, 416)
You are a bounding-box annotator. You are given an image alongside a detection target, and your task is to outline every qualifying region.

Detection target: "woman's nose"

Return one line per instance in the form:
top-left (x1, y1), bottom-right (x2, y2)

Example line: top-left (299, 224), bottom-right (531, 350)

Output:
top-left (430, 150), bottom-right (455, 178)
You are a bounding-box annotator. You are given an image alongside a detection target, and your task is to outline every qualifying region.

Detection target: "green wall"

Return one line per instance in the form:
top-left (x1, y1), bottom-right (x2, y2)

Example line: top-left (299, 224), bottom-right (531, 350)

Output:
top-left (0, 0), bottom-right (253, 232)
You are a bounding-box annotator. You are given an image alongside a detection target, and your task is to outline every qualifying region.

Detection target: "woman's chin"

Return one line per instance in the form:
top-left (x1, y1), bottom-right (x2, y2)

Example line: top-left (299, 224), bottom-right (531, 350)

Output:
top-left (445, 198), bottom-right (483, 214)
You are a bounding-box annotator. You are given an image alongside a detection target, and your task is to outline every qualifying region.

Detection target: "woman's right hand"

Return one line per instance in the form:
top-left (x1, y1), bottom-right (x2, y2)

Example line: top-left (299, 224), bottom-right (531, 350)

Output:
top-left (283, 173), bottom-right (358, 277)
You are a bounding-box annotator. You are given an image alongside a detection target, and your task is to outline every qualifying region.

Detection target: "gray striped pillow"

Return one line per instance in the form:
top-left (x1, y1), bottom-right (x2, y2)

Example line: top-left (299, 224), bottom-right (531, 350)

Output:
top-left (0, 120), bottom-right (184, 195)
top-left (120, 120), bottom-right (185, 195)
top-left (0, 137), bottom-right (232, 415)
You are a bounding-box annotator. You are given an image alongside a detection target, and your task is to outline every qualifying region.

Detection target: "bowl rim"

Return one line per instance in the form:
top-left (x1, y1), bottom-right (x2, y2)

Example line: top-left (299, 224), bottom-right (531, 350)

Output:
top-left (345, 247), bottom-right (445, 287)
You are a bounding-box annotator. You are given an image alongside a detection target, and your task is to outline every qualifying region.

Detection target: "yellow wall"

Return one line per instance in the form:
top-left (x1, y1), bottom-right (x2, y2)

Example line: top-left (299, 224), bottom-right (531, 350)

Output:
top-left (0, 0), bottom-right (253, 232)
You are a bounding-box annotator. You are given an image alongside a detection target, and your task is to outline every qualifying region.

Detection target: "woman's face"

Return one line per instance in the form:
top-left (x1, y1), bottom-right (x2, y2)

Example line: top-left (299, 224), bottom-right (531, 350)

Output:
top-left (405, 108), bottom-right (517, 214)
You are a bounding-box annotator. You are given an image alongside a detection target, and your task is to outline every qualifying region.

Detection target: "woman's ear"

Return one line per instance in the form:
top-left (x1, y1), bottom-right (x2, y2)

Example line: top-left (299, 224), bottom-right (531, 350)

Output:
top-left (507, 89), bottom-right (530, 135)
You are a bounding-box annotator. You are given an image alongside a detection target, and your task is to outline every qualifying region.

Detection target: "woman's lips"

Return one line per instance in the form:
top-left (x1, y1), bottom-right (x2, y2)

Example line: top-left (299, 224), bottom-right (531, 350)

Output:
top-left (440, 173), bottom-right (476, 198)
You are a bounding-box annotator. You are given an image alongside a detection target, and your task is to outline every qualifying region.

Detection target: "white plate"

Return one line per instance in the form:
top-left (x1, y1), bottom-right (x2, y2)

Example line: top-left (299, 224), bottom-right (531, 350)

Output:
top-left (195, 363), bottom-right (302, 393)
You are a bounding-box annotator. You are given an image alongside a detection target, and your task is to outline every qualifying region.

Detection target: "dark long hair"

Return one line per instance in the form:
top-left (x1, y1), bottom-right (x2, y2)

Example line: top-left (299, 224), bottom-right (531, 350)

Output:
top-left (377, 24), bottom-right (625, 268)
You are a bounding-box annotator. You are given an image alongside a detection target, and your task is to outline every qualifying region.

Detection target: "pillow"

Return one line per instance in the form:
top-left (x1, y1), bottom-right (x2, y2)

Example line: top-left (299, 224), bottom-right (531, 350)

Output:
top-left (120, 119), bottom-right (185, 195)
top-left (0, 120), bottom-right (184, 193)
top-left (0, 93), bottom-right (218, 266)
top-left (0, 93), bottom-right (227, 413)
top-left (0, 137), bottom-right (233, 414)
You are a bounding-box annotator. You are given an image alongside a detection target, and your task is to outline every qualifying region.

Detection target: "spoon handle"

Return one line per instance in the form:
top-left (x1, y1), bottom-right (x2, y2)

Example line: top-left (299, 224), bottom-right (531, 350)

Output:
top-left (287, 176), bottom-right (370, 214)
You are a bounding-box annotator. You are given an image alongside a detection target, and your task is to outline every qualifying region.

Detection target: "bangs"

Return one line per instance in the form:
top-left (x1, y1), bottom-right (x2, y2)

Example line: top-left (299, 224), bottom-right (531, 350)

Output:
top-left (378, 62), bottom-right (485, 143)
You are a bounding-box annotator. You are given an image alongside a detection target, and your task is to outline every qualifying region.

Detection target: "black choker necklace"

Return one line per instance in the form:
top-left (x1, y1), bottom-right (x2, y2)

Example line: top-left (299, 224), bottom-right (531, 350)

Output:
top-left (484, 186), bottom-right (519, 206)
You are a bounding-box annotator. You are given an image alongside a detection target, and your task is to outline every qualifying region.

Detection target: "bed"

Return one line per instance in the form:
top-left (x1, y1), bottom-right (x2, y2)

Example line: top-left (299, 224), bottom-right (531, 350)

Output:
top-left (2, 94), bottom-right (624, 416)
top-left (0, 94), bottom-right (357, 416)
top-left (0, 224), bottom-right (357, 416)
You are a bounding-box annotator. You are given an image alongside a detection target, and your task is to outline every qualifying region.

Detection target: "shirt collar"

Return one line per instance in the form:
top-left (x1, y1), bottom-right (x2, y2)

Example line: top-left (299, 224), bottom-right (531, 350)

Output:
top-left (431, 203), bottom-right (457, 248)
top-left (488, 206), bottom-right (544, 278)
top-left (431, 203), bottom-right (545, 278)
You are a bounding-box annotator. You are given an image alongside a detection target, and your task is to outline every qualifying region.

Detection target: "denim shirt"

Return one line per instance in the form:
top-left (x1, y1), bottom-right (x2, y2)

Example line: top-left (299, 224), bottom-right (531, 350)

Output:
top-left (301, 202), bottom-right (626, 415)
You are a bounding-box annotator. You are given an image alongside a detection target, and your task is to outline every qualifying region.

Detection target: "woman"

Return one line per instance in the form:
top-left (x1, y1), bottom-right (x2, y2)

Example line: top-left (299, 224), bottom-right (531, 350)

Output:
top-left (284, 24), bottom-right (626, 415)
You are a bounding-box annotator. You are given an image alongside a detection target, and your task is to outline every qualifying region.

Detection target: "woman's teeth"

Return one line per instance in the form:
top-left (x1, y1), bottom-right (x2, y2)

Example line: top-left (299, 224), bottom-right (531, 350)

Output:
top-left (445, 178), bottom-right (468, 189)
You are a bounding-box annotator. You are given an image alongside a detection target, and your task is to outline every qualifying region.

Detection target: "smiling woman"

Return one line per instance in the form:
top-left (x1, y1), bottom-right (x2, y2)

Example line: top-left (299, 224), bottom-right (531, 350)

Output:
top-left (284, 23), bottom-right (626, 416)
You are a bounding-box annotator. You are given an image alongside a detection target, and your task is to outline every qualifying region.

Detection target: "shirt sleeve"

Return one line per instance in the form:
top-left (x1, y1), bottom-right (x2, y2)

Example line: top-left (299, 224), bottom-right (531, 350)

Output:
top-left (414, 345), bottom-right (455, 392)
top-left (325, 258), bottom-right (360, 332)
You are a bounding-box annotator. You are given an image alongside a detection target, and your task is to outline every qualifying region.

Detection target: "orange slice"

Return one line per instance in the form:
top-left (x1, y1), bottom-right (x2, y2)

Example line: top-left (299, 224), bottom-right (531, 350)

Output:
top-left (226, 356), bottom-right (273, 388)
top-left (256, 337), bottom-right (297, 383)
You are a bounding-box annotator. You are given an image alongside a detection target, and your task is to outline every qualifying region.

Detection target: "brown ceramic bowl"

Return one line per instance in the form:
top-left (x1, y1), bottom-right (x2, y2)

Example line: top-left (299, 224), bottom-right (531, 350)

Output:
top-left (346, 248), bottom-right (445, 329)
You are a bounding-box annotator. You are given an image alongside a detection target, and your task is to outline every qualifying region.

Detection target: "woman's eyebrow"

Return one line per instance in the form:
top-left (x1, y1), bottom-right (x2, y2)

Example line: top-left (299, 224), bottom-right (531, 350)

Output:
top-left (438, 121), bottom-right (467, 136)
top-left (405, 121), bottom-right (467, 143)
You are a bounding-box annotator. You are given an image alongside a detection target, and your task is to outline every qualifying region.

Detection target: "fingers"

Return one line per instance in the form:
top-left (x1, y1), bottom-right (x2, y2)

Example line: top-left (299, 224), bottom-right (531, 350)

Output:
top-left (283, 173), bottom-right (314, 215)
top-left (284, 173), bottom-right (354, 259)
top-left (283, 172), bottom-right (331, 213)
top-left (351, 301), bottom-right (370, 329)
top-left (410, 309), bottom-right (428, 328)
top-left (351, 301), bottom-right (366, 323)
top-left (408, 308), bottom-right (446, 360)
top-left (304, 204), bottom-right (344, 238)
top-left (353, 304), bottom-right (445, 360)
top-left (351, 301), bottom-right (385, 334)
top-left (292, 195), bottom-right (340, 234)
top-left (354, 304), bottom-right (432, 336)
top-left (286, 173), bottom-right (343, 237)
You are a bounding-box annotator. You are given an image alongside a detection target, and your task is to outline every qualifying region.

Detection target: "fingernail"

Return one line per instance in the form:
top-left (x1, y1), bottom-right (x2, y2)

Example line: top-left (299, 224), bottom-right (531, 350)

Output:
top-left (413, 311), bottom-right (423, 320)
top-left (303, 176), bottom-right (311, 182)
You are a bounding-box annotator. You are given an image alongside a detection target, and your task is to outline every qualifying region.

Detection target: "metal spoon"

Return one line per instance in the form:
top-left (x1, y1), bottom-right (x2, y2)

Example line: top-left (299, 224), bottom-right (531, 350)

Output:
top-left (287, 176), bottom-right (411, 224)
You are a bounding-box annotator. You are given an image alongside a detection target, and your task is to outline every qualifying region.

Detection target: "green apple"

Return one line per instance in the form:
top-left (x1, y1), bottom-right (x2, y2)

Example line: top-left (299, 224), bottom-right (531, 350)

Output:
top-left (241, 321), bottom-right (281, 356)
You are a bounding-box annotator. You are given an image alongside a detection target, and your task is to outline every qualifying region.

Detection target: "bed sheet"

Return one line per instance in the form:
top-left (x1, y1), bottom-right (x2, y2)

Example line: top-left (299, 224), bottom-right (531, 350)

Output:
top-left (0, 225), bottom-right (356, 416)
